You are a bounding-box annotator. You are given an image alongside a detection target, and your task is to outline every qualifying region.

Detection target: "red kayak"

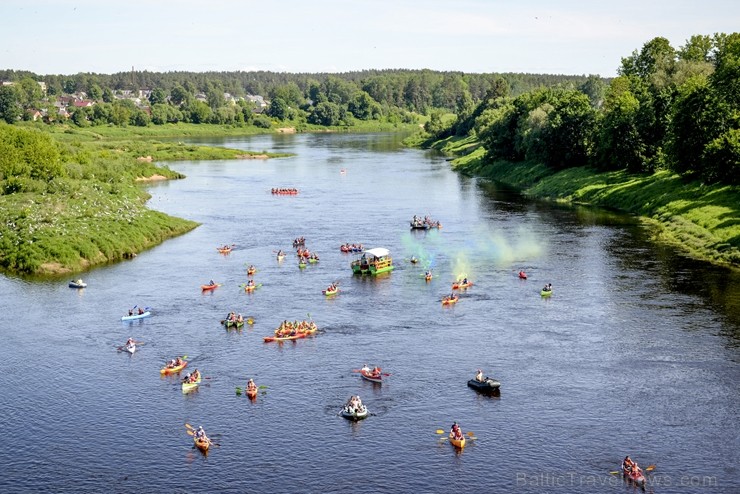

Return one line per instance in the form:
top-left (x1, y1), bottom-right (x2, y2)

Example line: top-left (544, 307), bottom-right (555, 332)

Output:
top-left (360, 369), bottom-right (383, 383)
top-left (201, 283), bottom-right (220, 291)
top-left (518, 271), bottom-right (527, 279)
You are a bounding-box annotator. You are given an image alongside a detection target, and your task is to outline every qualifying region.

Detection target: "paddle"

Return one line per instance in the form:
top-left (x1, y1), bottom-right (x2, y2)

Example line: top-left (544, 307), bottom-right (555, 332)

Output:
top-left (610, 465), bottom-right (655, 475)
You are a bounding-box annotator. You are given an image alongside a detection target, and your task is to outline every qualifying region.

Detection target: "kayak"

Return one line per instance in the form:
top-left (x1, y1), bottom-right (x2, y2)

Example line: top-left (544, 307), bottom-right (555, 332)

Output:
top-left (263, 326), bottom-right (317, 342)
top-left (442, 296), bottom-right (459, 305)
top-left (623, 468), bottom-right (646, 486)
top-left (323, 288), bottom-right (339, 296)
top-left (277, 254), bottom-right (285, 261)
top-left (160, 361), bottom-right (188, 375)
top-left (452, 281), bottom-right (473, 289)
top-left (121, 311), bottom-right (151, 321)
top-left (194, 436), bottom-right (210, 452)
top-left (125, 343), bottom-right (136, 354)
top-left (247, 268), bottom-right (256, 275)
top-left (467, 377), bottom-right (501, 393)
top-left (449, 433), bottom-right (466, 449)
top-left (518, 272), bottom-right (527, 279)
top-left (341, 407), bottom-right (368, 421)
top-left (541, 289), bottom-right (553, 297)
top-left (201, 284), bottom-right (220, 291)
top-left (244, 284), bottom-right (256, 292)
top-left (246, 387), bottom-right (258, 399)
top-left (223, 319), bottom-right (245, 329)
top-left (217, 247), bottom-right (232, 254)
top-left (308, 258), bottom-right (319, 263)
top-left (425, 273), bottom-right (433, 281)
top-left (68, 280), bottom-right (87, 289)
top-left (298, 263), bottom-right (307, 269)
top-left (360, 369), bottom-right (383, 383)
top-left (182, 375), bottom-right (202, 393)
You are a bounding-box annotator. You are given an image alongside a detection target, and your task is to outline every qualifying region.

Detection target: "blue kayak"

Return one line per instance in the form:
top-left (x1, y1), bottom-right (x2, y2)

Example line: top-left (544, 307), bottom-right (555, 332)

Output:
top-left (121, 311), bottom-right (151, 321)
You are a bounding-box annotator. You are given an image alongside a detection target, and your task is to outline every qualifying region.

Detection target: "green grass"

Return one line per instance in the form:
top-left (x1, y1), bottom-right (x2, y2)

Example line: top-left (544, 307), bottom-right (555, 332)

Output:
top-left (451, 144), bottom-right (740, 268)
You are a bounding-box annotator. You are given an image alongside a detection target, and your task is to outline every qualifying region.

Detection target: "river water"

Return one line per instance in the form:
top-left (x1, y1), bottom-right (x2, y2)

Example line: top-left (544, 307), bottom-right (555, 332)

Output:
top-left (1, 133), bottom-right (738, 493)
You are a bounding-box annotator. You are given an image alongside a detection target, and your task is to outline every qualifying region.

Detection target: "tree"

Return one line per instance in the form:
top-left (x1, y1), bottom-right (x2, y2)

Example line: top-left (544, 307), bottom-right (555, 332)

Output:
top-left (0, 86), bottom-right (21, 123)
top-left (184, 100), bottom-right (212, 123)
top-left (578, 75), bottom-right (606, 108)
top-left (269, 82), bottom-right (303, 108)
top-left (149, 87), bottom-right (168, 105)
top-left (348, 91), bottom-right (381, 120)
top-left (17, 78), bottom-right (43, 108)
top-left (88, 84), bottom-right (103, 101)
top-left (308, 101), bottom-right (342, 126)
top-left (267, 97), bottom-right (290, 120)
top-left (205, 82), bottom-right (225, 110)
top-left (102, 87), bottom-right (114, 103)
top-left (596, 79), bottom-right (645, 172)
top-left (170, 85), bottom-right (190, 106)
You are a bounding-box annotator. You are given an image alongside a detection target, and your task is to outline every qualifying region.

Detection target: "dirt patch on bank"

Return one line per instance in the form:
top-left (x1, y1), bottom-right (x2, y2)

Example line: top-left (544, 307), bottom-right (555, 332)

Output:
top-left (135, 174), bottom-right (169, 182)
top-left (236, 154), bottom-right (269, 160)
top-left (277, 127), bottom-right (296, 133)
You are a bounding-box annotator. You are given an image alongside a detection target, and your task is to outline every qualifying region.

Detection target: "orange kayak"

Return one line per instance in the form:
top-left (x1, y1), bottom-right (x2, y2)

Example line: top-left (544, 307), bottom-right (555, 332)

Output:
top-left (452, 281), bottom-right (473, 289)
top-left (160, 361), bottom-right (188, 375)
top-left (246, 387), bottom-right (258, 399)
top-left (201, 283), bottom-right (220, 291)
top-left (194, 436), bottom-right (210, 452)
top-left (442, 296), bottom-right (459, 305)
top-left (449, 433), bottom-right (466, 449)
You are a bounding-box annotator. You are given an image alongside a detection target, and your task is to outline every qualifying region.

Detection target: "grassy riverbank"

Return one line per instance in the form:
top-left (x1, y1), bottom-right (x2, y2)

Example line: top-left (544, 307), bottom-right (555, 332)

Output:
top-left (441, 137), bottom-right (740, 269)
top-left (1, 122), bottom-right (295, 276)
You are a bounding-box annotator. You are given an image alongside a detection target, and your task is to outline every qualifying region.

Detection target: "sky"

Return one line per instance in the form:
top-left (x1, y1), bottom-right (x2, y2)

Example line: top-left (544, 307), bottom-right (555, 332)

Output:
top-left (1, 0), bottom-right (739, 77)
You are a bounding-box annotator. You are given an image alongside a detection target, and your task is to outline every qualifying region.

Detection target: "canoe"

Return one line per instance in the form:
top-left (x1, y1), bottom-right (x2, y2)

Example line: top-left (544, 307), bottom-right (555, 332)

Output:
top-left (449, 433), bottom-right (466, 449)
top-left (360, 369), bottom-right (382, 383)
top-left (201, 284), bottom-right (220, 291)
top-left (246, 387), bottom-right (258, 399)
top-left (442, 296), bottom-right (459, 305)
top-left (323, 288), bottom-right (339, 296)
top-left (160, 361), bottom-right (188, 375)
top-left (194, 436), bottom-right (210, 452)
top-left (68, 280), bottom-right (87, 289)
top-left (121, 311), bottom-right (151, 321)
top-left (467, 377), bottom-right (501, 393)
top-left (341, 407), bottom-right (368, 421)
top-left (540, 289), bottom-right (553, 297)
top-left (623, 468), bottom-right (646, 486)
top-left (452, 281), bottom-right (473, 289)
top-left (263, 327), bottom-right (317, 342)
top-left (182, 375), bottom-right (202, 393)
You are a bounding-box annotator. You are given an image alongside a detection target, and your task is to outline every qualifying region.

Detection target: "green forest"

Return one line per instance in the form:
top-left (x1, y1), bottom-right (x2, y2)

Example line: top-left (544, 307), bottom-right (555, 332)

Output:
top-left (0, 32), bottom-right (738, 273)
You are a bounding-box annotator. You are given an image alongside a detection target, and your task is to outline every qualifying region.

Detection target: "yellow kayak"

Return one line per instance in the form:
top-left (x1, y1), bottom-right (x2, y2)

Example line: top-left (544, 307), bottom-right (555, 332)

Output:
top-left (182, 375), bottom-right (202, 393)
top-left (449, 433), bottom-right (466, 449)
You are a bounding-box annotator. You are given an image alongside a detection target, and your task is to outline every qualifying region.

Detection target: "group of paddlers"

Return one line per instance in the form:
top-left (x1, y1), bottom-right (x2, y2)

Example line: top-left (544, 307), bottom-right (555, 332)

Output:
top-left (343, 395), bottom-right (366, 414)
top-left (224, 312), bottom-right (245, 324)
top-left (271, 188), bottom-right (298, 195)
top-left (340, 243), bottom-right (364, 252)
top-left (292, 237), bottom-right (306, 248)
top-left (296, 248), bottom-right (319, 261)
top-left (410, 214), bottom-right (442, 229)
top-left (164, 357), bottom-right (185, 369)
top-left (182, 369), bottom-right (201, 384)
top-left (273, 320), bottom-right (317, 337)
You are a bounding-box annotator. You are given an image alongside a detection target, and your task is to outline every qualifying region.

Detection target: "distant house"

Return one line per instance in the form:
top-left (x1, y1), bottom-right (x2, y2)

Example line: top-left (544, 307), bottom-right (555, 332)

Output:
top-left (26, 109), bottom-right (43, 121)
top-left (195, 93), bottom-right (208, 103)
top-left (73, 100), bottom-right (95, 108)
top-left (245, 94), bottom-right (268, 108)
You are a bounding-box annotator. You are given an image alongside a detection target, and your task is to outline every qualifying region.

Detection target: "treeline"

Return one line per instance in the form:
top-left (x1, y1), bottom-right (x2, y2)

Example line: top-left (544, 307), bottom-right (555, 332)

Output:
top-left (0, 68), bottom-right (593, 128)
top-left (429, 33), bottom-right (740, 186)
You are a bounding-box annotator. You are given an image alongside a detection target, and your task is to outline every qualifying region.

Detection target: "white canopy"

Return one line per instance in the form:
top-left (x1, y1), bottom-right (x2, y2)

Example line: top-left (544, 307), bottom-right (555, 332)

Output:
top-left (364, 247), bottom-right (390, 258)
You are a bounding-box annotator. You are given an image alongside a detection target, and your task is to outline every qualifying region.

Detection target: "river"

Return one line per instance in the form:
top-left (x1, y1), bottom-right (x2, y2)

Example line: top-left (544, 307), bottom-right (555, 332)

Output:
top-left (1, 133), bottom-right (738, 493)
